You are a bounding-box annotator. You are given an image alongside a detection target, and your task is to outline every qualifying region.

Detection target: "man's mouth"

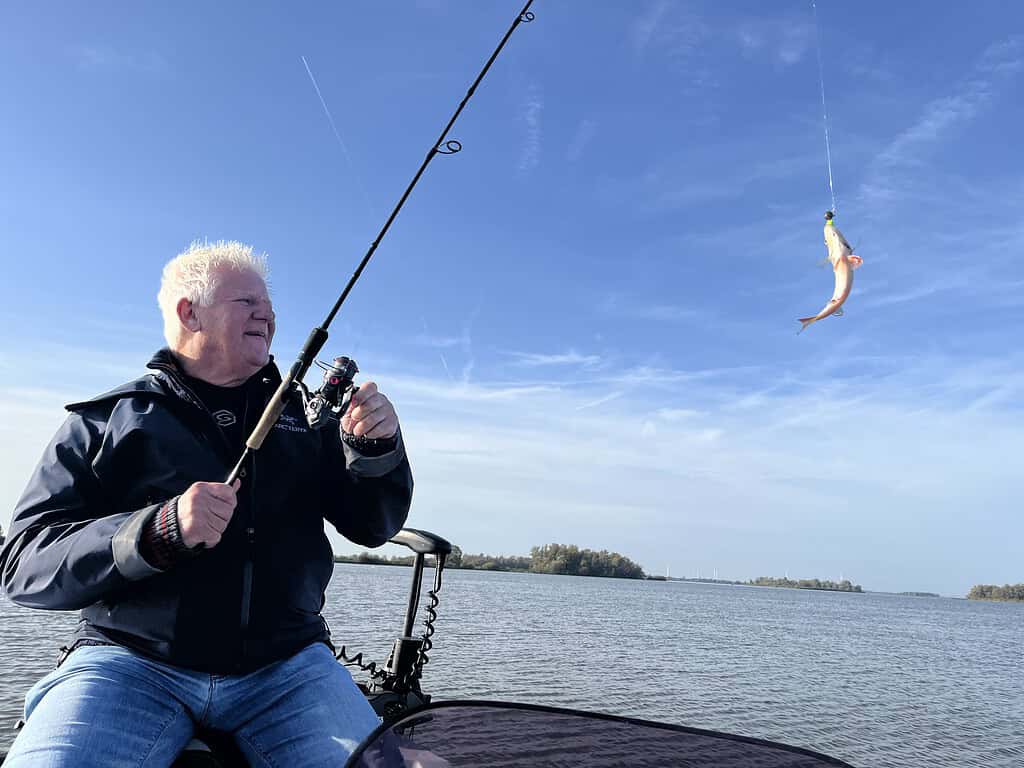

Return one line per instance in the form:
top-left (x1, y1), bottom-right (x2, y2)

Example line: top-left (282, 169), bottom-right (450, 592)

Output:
top-left (245, 331), bottom-right (267, 340)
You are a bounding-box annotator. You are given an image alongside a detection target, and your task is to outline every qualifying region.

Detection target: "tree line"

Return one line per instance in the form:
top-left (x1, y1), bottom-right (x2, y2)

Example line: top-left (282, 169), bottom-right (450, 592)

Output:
top-left (335, 543), bottom-right (646, 579)
top-left (747, 576), bottom-right (863, 592)
top-left (968, 584), bottom-right (1024, 602)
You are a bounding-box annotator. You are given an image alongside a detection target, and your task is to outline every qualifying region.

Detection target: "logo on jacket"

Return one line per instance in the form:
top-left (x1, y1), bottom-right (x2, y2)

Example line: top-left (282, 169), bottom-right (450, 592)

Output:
top-left (274, 413), bottom-right (309, 433)
top-left (212, 409), bottom-right (237, 427)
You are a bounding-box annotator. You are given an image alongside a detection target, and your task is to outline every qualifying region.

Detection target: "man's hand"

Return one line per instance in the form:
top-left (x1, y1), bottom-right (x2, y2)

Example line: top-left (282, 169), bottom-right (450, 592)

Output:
top-left (341, 381), bottom-right (398, 439)
top-left (178, 479), bottom-right (241, 549)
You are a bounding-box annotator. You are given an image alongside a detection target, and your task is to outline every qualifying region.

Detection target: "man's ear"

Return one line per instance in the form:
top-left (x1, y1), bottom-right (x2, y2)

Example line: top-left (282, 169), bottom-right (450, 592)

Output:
top-left (176, 297), bottom-right (201, 332)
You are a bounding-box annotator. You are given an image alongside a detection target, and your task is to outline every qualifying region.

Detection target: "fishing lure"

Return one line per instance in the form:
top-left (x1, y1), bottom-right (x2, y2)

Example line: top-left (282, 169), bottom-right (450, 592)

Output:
top-left (797, 212), bottom-right (863, 333)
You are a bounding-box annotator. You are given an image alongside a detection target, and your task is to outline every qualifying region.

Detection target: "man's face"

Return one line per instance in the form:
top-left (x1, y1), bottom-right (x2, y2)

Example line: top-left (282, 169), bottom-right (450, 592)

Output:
top-left (194, 268), bottom-right (275, 382)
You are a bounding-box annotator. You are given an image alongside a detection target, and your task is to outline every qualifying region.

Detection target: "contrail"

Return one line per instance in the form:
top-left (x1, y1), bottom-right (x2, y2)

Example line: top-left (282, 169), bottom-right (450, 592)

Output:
top-left (301, 55), bottom-right (376, 217)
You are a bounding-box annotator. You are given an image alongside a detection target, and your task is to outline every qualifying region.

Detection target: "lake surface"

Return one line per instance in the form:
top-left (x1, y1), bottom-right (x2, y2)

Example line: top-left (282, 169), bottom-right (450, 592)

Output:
top-left (1, 565), bottom-right (1022, 766)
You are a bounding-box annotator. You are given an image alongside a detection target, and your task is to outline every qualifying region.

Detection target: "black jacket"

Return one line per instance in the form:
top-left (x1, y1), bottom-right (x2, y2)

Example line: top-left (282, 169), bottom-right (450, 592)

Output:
top-left (0, 349), bottom-right (412, 673)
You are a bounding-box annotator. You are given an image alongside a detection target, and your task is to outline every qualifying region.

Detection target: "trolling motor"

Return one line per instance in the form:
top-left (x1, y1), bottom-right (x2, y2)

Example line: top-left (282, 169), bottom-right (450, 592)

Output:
top-left (302, 356), bottom-right (359, 429)
top-left (339, 529), bottom-right (453, 723)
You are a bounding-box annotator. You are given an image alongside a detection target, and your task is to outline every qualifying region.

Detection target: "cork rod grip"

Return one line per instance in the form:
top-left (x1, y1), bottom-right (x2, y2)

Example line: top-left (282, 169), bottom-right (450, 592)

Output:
top-left (246, 376), bottom-right (293, 450)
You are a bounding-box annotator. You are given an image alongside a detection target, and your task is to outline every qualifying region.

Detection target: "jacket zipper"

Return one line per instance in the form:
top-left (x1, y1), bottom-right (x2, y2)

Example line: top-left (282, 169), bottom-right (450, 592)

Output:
top-left (239, 460), bottom-right (255, 661)
top-left (239, 390), bottom-right (262, 665)
top-left (155, 360), bottom-right (263, 667)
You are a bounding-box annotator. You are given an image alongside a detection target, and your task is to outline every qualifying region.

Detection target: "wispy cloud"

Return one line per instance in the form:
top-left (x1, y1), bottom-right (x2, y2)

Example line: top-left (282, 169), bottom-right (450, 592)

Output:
top-left (1, 341), bottom-right (147, 385)
top-left (634, 304), bottom-right (702, 322)
top-left (566, 118), bottom-right (598, 163)
top-left (517, 84), bottom-right (543, 175)
top-left (600, 294), bottom-right (704, 324)
top-left (860, 276), bottom-right (968, 308)
top-left (575, 390), bottom-right (624, 411)
top-left (861, 35), bottom-right (1024, 205)
top-left (70, 46), bottom-right (169, 75)
top-left (389, 348), bottom-right (1018, 592)
top-left (735, 18), bottom-right (812, 67)
top-left (413, 332), bottom-right (471, 349)
top-left (2, 340), bottom-right (1021, 595)
top-left (595, 150), bottom-right (820, 215)
top-left (657, 407), bottom-right (703, 421)
top-left (505, 350), bottom-right (602, 368)
top-left (630, 1), bottom-right (672, 56)
top-left (417, 314), bottom-right (477, 385)
top-left (629, 1), bottom-right (713, 89)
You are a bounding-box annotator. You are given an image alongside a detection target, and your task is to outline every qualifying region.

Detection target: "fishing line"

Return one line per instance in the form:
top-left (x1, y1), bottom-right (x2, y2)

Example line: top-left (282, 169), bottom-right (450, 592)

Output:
top-left (811, 0), bottom-right (837, 214)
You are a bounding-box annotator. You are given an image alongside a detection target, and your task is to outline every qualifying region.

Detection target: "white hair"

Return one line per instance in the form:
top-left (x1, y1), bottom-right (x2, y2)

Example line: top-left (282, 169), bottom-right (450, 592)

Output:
top-left (157, 240), bottom-right (270, 347)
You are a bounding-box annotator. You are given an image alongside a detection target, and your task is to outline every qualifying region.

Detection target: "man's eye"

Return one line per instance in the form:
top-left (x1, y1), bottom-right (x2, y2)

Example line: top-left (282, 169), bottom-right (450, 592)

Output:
top-left (236, 298), bottom-right (254, 306)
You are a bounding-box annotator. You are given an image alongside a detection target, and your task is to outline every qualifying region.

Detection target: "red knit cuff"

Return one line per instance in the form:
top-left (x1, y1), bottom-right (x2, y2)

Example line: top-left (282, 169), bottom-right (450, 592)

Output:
top-left (139, 497), bottom-right (196, 569)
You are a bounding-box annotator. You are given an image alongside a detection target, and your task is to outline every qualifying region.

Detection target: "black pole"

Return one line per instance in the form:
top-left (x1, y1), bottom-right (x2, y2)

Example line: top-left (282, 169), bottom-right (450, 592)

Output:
top-left (225, 1), bottom-right (536, 483)
top-left (403, 554), bottom-right (426, 639)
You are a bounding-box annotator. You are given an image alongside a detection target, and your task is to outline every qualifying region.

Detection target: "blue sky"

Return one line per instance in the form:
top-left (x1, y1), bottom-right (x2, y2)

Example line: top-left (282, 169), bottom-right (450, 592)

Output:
top-left (1, 1), bottom-right (1020, 597)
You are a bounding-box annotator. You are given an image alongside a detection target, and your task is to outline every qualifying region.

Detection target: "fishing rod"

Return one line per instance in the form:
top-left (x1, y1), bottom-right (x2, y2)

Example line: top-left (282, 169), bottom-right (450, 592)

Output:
top-left (226, 0), bottom-right (536, 484)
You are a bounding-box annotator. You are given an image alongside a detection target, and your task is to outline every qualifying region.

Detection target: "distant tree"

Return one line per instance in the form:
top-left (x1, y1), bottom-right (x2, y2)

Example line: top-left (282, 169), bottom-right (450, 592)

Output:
top-left (447, 545), bottom-right (463, 568)
top-left (969, 584), bottom-right (1024, 602)
top-left (530, 543), bottom-right (645, 579)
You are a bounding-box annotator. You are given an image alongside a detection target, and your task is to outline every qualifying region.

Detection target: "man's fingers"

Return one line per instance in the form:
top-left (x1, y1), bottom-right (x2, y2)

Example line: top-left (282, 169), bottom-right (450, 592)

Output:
top-left (349, 395), bottom-right (388, 424)
top-left (340, 413), bottom-right (354, 433)
top-left (350, 381), bottom-right (378, 407)
top-left (344, 384), bottom-right (397, 438)
top-left (201, 482), bottom-right (238, 504)
top-left (204, 501), bottom-right (235, 524)
top-left (364, 416), bottom-right (398, 439)
top-left (352, 410), bottom-right (387, 437)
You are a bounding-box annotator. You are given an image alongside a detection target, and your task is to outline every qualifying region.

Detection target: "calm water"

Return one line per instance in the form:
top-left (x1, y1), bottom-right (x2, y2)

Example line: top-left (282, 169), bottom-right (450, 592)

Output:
top-left (1, 565), bottom-right (1022, 766)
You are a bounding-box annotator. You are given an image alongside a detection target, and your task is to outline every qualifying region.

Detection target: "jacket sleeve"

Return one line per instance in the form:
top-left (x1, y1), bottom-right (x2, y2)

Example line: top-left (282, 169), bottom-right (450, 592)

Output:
top-left (320, 424), bottom-right (413, 548)
top-left (0, 411), bottom-right (162, 611)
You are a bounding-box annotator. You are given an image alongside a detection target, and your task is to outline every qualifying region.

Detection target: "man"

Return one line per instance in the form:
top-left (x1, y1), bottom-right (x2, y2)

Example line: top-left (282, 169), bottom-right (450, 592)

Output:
top-left (0, 241), bottom-right (412, 766)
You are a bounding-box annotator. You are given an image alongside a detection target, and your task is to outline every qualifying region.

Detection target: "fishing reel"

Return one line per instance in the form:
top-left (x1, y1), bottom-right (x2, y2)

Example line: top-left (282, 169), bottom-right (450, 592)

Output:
top-left (302, 356), bottom-right (359, 430)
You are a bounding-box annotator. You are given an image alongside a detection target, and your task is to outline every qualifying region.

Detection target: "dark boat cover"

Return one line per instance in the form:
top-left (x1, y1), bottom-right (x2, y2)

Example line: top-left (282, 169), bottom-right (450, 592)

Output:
top-left (346, 700), bottom-right (856, 768)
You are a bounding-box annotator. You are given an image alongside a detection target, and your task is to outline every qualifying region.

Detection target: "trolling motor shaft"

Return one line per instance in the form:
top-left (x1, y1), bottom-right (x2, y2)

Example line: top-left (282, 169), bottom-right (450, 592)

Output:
top-left (335, 529), bottom-right (453, 722)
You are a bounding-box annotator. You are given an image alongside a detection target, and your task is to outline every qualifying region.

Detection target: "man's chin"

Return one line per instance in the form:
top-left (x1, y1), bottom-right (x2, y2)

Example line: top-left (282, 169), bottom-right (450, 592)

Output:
top-left (248, 353), bottom-right (270, 368)
top-left (240, 351), bottom-right (270, 375)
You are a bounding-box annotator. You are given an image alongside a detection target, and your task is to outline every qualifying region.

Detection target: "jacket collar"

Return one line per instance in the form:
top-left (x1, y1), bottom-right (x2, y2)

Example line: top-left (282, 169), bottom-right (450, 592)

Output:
top-left (65, 348), bottom-right (282, 412)
top-left (146, 348), bottom-right (282, 388)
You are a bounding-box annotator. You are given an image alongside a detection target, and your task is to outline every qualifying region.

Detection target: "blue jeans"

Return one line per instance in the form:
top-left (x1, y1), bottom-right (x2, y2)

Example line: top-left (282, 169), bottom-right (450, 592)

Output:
top-left (4, 642), bottom-right (382, 767)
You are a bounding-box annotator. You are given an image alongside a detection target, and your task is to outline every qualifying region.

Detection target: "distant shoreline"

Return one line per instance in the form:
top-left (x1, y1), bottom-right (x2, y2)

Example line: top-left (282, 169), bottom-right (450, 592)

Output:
top-left (968, 596), bottom-right (1024, 604)
top-left (335, 557), bottom-right (865, 590)
top-left (335, 557), bottom-right (526, 572)
top-left (333, 558), bottom-right (631, 577)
